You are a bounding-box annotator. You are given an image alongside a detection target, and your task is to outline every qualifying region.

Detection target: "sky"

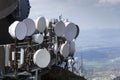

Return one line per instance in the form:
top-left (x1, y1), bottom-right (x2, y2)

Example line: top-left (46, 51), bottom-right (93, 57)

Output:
top-left (29, 0), bottom-right (120, 30)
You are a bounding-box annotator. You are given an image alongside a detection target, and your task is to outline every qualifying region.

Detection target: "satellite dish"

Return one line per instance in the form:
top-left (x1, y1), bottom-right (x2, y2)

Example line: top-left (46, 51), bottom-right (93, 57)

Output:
top-left (0, 0), bottom-right (18, 19)
top-left (35, 16), bottom-right (49, 33)
top-left (64, 22), bottom-right (77, 41)
top-left (32, 33), bottom-right (44, 44)
top-left (69, 40), bottom-right (75, 56)
top-left (9, 21), bottom-right (27, 40)
top-left (54, 21), bottom-right (65, 37)
top-left (33, 48), bottom-right (51, 68)
top-left (23, 18), bottom-right (35, 36)
top-left (75, 25), bottom-right (80, 39)
top-left (60, 42), bottom-right (69, 58)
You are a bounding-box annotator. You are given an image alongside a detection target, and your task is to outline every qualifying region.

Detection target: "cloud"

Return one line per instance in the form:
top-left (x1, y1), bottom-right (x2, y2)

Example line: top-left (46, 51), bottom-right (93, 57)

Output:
top-left (98, 0), bottom-right (120, 5)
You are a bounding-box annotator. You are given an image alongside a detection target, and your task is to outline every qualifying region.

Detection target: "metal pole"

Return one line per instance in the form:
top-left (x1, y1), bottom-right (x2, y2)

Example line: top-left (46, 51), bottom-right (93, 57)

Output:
top-left (14, 39), bottom-right (18, 78)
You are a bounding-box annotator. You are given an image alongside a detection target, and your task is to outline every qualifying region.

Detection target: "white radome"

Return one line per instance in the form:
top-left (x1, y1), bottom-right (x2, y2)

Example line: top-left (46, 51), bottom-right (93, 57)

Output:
top-left (32, 33), bottom-right (44, 44)
top-left (35, 16), bottom-right (49, 33)
top-left (23, 18), bottom-right (36, 36)
top-left (9, 21), bottom-right (27, 40)
top-left (54, 21), bottom-right (65, 37)
top-left (64, 22), bottom-right (77, 41)
top-left (33, 48), bottom-right (51, 68)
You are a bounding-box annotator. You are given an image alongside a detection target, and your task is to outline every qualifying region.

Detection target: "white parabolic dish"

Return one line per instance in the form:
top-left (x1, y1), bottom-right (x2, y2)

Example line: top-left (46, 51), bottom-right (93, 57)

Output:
top-left (32, 33), bottom-right (44, 44)
top-left (23, 18), bottom-right (35, 36)
top-left (54, 21), bottom-right (65, 37)
top-left (33, 48), bottom-right (51, 68)
top-left (60, 42), bottom-right (70, 58)
top-left (9, 21), bottom-right (27, 40)
top-left (64, 22), bottom-right (77, 41)
top-left (35, 16), bottom-right (49, 33)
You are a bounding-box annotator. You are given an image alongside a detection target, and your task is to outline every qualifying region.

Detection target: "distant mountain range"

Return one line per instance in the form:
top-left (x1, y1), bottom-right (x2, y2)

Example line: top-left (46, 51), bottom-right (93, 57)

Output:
top-left (75, 47), bottom-right (120, 61)
top-left (74, 28), bottom-right (120, 68)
